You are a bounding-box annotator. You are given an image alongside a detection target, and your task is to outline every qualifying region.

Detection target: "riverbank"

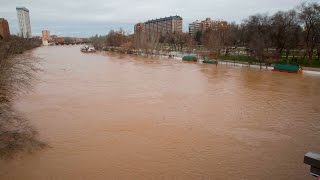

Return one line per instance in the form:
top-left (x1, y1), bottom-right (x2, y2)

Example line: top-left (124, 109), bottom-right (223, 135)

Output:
top-left (0, 37), bottom-right (41, 59)
top-left (217, 59), bottom-right (320, 73)
top-left (0, 37), bottom-right (44, 158)
top-left (94, 47), bottom-right (320, 73)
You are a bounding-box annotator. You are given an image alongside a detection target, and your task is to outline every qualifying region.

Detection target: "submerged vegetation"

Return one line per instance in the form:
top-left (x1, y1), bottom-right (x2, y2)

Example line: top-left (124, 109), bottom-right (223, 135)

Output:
top-left (0, 37), bottom-right (45, 158)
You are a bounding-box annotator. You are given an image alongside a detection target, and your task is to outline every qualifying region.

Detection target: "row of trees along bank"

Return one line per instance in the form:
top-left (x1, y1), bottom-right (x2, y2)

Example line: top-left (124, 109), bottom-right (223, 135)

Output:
top-left (0, 36), bottom-right (45, 158)
top-left (90, 2), bottom-right (320, 68)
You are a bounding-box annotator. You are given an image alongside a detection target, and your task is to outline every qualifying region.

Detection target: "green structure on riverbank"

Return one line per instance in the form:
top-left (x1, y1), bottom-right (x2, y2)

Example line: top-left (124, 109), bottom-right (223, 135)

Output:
top-left (183, 55), bottom-right (198, 61)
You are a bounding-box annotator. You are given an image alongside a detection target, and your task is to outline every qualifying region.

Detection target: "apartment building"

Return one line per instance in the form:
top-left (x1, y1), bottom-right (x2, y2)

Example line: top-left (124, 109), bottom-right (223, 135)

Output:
top-left (0, 18), bottom-right (10, 40)
top-left (16, 6), bottom-right (32, 38)
top-left (135, 16), bottom-right (183, 36)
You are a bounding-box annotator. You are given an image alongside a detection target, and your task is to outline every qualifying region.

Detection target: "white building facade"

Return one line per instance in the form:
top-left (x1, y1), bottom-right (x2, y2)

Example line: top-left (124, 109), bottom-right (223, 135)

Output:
top-left (16, 7), bottom-right (32, 38)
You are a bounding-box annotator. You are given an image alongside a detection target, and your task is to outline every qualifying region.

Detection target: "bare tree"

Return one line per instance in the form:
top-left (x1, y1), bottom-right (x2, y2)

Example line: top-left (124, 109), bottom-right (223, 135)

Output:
top-left (201, 28), bottom-right (223, 57)
top-left (133, 29), bottom-right (146, 51)
top-left (243, 14), bottom-right (271, 68)
top-left (174, 32), bottom-right (191, 51)
top-left (106, 29), bottom-right (128, 47)
top-left (133, 30), bottom-right (160, 55)
top-left (285, 22), bottom-right (303, 63)
top-left (270, 10), bottom-right (299, 60)
top-left (89, 34), bottom-right (107, 50)
top-left (164, 33), bottom-right (178, 51)
top-left (185, 35), bottom-right (197, 53)
top-left (146, 31), bottom-right (161, 55)
top-left (298, 2), bottom-right (320, 63)
top-left (0, 38), bottom-right (45, 158)
top-left (225, 23), bottom-right (241, 48)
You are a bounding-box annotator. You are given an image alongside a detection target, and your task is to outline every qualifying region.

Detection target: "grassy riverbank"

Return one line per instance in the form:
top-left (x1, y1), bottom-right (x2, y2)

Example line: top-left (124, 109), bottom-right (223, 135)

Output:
top-left (219, 55), bottom-right (320, 68)
top-left (96, 46), bottom-right (320, 69)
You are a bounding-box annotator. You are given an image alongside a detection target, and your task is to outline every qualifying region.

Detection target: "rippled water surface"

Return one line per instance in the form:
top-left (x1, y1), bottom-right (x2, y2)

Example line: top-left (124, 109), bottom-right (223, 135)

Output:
top-left (1, 46), bottom-right (320, 180)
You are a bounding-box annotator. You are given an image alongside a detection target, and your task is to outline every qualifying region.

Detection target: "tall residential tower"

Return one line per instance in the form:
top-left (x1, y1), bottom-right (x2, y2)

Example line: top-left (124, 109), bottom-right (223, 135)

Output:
top-left (16, 7), bottom-right (32, 38)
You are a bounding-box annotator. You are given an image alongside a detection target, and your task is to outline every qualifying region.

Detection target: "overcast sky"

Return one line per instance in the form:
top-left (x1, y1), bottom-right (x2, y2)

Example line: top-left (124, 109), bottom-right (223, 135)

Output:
top-left (0, 0), bottom-right (318, 37)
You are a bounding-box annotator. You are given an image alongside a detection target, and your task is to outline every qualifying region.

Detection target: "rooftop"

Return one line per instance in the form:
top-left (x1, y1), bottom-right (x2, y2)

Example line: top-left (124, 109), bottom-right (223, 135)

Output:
top-left (16, 6), bottom-right (29, 12)
top-left (145, 16), bottom-right (183, 24)
top-left (0, 18), bottom-right (8, 22)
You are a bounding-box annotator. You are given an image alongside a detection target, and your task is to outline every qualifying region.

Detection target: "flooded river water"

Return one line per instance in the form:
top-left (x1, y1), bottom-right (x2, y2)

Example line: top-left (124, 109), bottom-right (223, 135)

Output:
top-left (1, 45), bottom-right (320, 179)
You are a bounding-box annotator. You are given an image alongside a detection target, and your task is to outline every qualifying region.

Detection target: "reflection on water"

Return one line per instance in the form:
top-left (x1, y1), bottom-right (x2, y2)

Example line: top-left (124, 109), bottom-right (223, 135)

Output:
top-left (0, 45), bottom-right (319, 180)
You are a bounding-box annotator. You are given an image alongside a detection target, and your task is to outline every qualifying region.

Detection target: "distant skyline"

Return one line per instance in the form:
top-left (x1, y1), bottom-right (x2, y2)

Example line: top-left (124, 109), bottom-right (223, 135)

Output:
top-left (0, 0), bottom-right (318, 37)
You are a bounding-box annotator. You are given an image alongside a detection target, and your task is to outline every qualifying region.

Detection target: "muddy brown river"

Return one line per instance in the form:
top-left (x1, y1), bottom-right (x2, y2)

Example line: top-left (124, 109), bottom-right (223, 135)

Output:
top-left (1, 45), bottom-right (320, 179)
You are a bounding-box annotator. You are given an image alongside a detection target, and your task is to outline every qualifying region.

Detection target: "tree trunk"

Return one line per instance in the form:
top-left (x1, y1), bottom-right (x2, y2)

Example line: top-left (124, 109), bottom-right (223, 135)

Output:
top-left (307, 47), bottom-right (314, 64)
top-left (259, 57), bottom-right (262, 69)
top-left (286, 49), bottom-right (290, 64)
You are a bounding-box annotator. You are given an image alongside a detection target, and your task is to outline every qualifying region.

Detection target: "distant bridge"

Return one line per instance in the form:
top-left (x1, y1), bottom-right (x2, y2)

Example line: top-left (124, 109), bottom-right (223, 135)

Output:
top-left (53, 41), bottom-right (88, 45)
